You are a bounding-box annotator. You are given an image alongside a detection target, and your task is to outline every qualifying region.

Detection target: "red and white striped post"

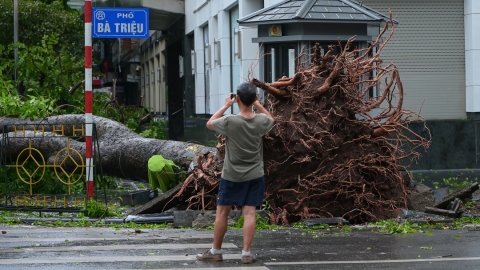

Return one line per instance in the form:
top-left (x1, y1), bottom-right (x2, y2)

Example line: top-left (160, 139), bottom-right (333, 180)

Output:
top-left (84, 0), bottom-right (94, 199)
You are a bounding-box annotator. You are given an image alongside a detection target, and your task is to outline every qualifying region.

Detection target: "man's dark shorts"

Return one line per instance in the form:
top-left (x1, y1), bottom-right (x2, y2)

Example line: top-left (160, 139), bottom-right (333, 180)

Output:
top-left (217, 176), bottom-right (265, 206)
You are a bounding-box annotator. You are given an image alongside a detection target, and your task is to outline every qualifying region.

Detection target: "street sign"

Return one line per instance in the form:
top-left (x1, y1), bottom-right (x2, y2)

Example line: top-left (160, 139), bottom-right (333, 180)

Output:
top-left (92, 8), bottom-right (149, 38)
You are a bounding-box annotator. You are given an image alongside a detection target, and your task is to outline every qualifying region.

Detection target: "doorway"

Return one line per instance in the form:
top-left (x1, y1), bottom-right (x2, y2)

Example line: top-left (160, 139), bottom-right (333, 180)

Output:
top-left (264, 43), bottom-right (297, 83)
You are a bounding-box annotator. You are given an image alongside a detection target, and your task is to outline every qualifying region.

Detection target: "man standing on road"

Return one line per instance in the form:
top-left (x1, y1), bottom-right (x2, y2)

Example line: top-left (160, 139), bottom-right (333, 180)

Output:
top-left (196, 82), bottom-right (274, 264)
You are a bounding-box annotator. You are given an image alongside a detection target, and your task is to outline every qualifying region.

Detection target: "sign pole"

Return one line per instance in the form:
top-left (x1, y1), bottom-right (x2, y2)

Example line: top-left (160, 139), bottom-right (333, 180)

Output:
top-left (13, 0), bottom-right (18, 81)
top-left (85, 0), bottom-right (94, 199)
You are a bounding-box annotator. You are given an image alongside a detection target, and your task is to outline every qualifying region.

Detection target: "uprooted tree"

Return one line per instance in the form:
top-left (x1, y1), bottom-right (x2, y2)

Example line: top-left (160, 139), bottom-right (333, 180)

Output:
top-left (165, 16), bottom-right (431, 224)
top-left (1, 16), bottom-right (431, 224)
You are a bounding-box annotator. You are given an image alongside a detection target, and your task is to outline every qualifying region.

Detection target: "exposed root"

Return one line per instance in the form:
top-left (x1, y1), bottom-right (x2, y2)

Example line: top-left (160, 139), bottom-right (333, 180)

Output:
top-left (166, 12), bottom-right (430, 224)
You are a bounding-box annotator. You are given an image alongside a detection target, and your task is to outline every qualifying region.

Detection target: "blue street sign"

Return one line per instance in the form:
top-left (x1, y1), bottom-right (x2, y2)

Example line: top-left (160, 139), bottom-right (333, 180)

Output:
top-left (92, 8), bottom-right (149, 38)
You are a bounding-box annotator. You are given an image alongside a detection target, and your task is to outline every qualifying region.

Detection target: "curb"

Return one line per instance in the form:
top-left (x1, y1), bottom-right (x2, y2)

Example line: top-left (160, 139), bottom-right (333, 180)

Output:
top-left (4, 210), bottom-right (269, 227)
top-left (6, 213), bottom-right (174, 225)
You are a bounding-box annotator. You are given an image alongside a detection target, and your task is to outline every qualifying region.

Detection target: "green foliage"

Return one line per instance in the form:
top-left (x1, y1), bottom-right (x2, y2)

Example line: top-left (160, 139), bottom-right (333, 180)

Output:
top-left (441, 177), bottom-right (477, 191)
top-left (86, 199), bottom-right (122, 218)
top-left (463, 201), bottom-right (476, 208)
top-left (109, 107), bottom-right (168, 141)
top-left (16, 217), bottom-right (171, 229)
top-left (126, 118), bottom-right (139, 132)
top-left (0, 34), bottom-right (83, 119)
top-left (86, 199), bottom-right (105, 218)
top-left (39, 0), bottom-right (71, 9)
top-left (140, 120), bottom-right (167, 140)
top-left (292, 222), bottom-right (330, 230)
top-left (108, 221), bottom-right (170, 229)
top-left (0, 215), bottom-right (21, 225)
top-left (256, 214), bottom-right (277, 229)
top-left (0, 86), bottom-right (56, 119)
top-left (147, 155), bottom-right (182, 192)
top-left (95, 175), bottom-right (118, 191)
top-left (454, 216), bottom-right (480, 226)
top-left (373, 220), bottom-right (422, 234)
top-left (0, 0), bottom-right (83, 56)
top-left (261, 200), bottom-right (272, 213)
top-left (91, 93), bottom-right (114, 117)
top-left (15, 34), bottom-right (84, 106)
top-left (234, 215), bottom-right (244, 228)
top-left (0, 163), bottom-right (85, 195)
top-left (231, 213), bottom-right (277, 230)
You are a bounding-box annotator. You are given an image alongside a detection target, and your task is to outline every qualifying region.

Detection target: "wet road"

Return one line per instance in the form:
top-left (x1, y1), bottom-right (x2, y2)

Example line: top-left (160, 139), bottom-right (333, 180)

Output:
top-left (1, 224), bottom-right (480, 269)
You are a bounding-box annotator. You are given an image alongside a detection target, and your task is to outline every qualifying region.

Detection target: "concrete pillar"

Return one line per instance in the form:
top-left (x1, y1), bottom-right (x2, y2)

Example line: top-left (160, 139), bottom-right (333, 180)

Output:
top-left (465, 0), bottom-right (480, 119)
top-left (194, 27), bottom-right (206, 114)
top-left (217, 10), bottom-right (232, 111)
top-left (239, 0), bottom-right (264, 82)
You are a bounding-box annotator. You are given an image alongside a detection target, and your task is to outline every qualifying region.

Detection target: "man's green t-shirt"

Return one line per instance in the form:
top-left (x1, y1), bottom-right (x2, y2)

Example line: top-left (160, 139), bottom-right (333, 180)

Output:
top-left (212, 113), bottom-right (273, 182)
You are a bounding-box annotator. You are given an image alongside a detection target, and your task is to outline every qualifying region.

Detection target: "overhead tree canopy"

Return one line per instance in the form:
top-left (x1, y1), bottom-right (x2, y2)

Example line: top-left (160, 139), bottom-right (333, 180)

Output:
top-left (0, 0), bottom-right (83, 56)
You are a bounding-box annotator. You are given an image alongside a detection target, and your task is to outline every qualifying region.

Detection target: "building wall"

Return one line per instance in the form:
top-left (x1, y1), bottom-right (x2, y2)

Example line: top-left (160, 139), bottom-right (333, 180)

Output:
top-left (140, 32), bottom-right (167, 114)
top-left (186, 0), bottom-right (468, 119)
top-left (185, 0), bottom-right (263, 115)
top-left (465, 0), bottom-right (480, 118)
top-left (179, 0), bottom-right (479, 169)
top-left (362, 0), bottom-right (466, 120)
top-left (143, 0), bottom-right (184, 14)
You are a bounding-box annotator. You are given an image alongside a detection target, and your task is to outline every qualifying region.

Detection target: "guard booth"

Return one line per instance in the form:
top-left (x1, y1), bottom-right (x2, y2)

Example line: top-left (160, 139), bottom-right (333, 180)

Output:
top-left (238, 0), bottom-right (393, 88)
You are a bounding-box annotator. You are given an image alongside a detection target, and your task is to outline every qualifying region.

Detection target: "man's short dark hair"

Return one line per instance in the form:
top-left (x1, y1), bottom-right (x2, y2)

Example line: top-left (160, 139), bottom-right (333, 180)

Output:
top-left (237, 82), bottom-right (257, 106)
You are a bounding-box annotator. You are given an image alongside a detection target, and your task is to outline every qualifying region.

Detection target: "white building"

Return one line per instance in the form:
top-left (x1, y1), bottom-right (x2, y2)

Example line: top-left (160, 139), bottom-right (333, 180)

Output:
top-left (70, 1), bottom-right (480, 170)
top-left (185, 0), bottom-right (264, 115)
top-left (182, 0), bottom-right (478, 120)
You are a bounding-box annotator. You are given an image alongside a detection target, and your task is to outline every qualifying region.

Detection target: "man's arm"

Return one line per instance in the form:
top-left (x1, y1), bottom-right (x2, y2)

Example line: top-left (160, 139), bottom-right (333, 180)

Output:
top-left (206, 94), bottom-right (235, 130)
top-left (253, 100), bottom-right (273, 120)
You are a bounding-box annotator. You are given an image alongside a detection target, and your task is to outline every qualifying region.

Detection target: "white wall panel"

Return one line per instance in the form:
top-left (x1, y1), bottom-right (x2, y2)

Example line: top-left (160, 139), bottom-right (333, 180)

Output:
top-left (465, 0), bottom-right (480, 113)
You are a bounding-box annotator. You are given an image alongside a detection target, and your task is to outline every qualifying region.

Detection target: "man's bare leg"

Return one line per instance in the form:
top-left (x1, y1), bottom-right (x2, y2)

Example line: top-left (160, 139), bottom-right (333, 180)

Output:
top-left (242, 206), bottom-right (256, 252)
top-left (213, 205), bottom-right (231, 250)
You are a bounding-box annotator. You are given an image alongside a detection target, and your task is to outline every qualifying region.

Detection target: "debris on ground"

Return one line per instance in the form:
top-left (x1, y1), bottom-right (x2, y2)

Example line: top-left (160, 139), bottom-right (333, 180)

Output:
top-left (400, 182), bottom-right (479, 222)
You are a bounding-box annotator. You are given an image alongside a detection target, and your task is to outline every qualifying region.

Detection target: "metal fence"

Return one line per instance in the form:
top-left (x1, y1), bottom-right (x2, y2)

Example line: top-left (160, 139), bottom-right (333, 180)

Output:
top-left (0, 124), bottom-right (102, 213)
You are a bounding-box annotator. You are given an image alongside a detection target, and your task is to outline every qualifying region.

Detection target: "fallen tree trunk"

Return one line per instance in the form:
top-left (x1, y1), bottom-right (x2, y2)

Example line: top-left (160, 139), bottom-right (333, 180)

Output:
top-left (0, 114), bottom-right (215, 181)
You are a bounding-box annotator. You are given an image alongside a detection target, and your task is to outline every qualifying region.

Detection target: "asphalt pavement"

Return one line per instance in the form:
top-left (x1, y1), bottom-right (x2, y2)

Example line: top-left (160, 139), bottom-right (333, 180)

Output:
top-left (1, 224), bottom-right (480, 269)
